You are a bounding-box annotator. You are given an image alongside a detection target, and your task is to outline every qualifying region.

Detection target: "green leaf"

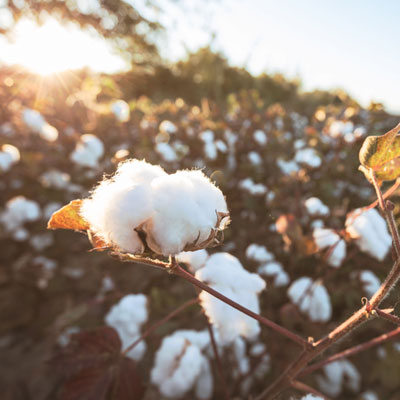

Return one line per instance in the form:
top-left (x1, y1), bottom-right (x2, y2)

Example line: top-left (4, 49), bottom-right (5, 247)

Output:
top-left (359, 123), bottom-right (400, 181)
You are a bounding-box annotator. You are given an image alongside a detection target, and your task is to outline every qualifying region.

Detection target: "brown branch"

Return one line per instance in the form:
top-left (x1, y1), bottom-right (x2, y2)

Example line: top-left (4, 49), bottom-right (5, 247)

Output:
top-left (121, 298), bottom-right (199, 357)
top-left (300, 326), bottom-right (400, 377)
top-left (206, 322), bottom-right (230, 400)
top-left (291, 380), bottom-right (332, 400)
top-left (375, 308), bottom-right (400, 326)
top-left (365, 177), bottom-right (400, 211)
top-left (172, 265), bottom-right (309, 348)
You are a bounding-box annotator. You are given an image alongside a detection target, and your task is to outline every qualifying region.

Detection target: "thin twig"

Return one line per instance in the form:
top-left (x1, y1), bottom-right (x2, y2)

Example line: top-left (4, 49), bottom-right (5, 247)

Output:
top-left (365, 177), bottom-right (400, 211)
top-left (206, 322), bottom-right (230, 400)
top-left (121, 298), bottom-right (199, 357)
top-left (375, 308), bottom-right (400, 326)
top-left (172, 265), bottom-right (309, 348)
top-left (291, 380), bottom-right (332, 400)
top-left (300, 326), bottom-right (400, 377)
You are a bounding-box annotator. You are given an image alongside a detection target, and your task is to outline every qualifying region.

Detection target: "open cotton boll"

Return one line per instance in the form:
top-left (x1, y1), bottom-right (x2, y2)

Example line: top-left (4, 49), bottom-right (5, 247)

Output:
top-left (360, 391), bottom-right (379, 400)
top-left (288, 277), bottom-right (332, 322)
top-left (239, 178), bottom-right (267, 195)
top-left (159, 120), bottom-right (178, 134)
top-left (194, 357), bottom-right (213, 400)
top-left (196, 253), bottom-right (265, 344)
top-left (176, 250), bottom-right (209, 272)
top-left (253, 130), bottom-right (267, 145)
top-left (277, 158), bottom-right (300, 175)
top-left (295, 148), bottom-right (321, 168)
top-left (105, 294), bottom-right (148, 361)
top-left (0, 196), bottom-right (41, 232)
top-left (346, 208), bottom-right (392, 261)
top-left (22, 108), bottom-right (58, 141)
top-left (248, 151), bottom-right (262, 165)
top-left (111, 99), bottom-right (130, 122)
top-left (155, 142), bottom-right (178, 162)
top-left (257, 261), bottom-right (290, 287)
top-left (151, 335), bottom-right (211, 399)
top-left (81, 179), bottom-right (153, 253)
top-left (171, 330), bottom-right (211, 351)
top-left (70, 134), bottom-right (104, 168)
top-left (299, 395), bottom-right (324, 400)
top-left (0, 144), bottom-right (20, 172)
top-left (304, 197), bottom-right (329, 216)
top-left (316, 359), bottom-right (361, 397)
top-left (313, 228), bottom-right (346, 268)
top-left (143, 170), bottom-right (228, 255)
top-left (246, 243), bottom-right (274, 263)
top-left (360, 270), bottom-right (380, 297)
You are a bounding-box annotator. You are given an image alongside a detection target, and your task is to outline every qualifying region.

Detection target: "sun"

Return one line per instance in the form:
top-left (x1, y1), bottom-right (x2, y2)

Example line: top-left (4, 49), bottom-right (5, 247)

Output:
top-left (1, 18), bottom-right (127, 75)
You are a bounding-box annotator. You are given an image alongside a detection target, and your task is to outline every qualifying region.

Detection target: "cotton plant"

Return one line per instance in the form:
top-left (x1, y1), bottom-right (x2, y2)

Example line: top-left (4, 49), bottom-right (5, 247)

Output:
top-left (313, 228), bottom-right (347, 268)
top-left (151, 332), bottom-right (213, 399)
top-left (345, 208), bottom-right (392, 261)
top-left (288, 277), bottom-right (332, 322)
top-left (316, 359), bottom-right (361, 397)
top-left (105, 294), bottom-right (148, 361)
top-left (195, 252), bottom-right (266, 345)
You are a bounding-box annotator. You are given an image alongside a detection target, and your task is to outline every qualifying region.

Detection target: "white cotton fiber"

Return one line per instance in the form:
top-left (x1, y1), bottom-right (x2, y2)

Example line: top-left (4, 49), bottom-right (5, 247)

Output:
top-left (295, 148), bottom-right (321, 168)
top-left (346, 208), bottom-right (392, 261)
top-left (316, 359), bottom-right (361, 397)
top-left (196, 253), bottom-right (266, 345)
top-left (313, 228), bottom-right (346, 268)
top-left (111, 100), bottom-right (130, 122)
top-left (360, 270), bottom-right (380, 297)
top-left (246, 243), bottom-right (274, 263)
top-left (305, 197), bottom-right (329, 216)
top-left (151, 335), bottom-right (212, 399)
top-left (80, 159), bottom-right (228, 256)
top-left (70, 134), bottom-right (104, 168)
top-left (176, 250), bottom-right (209, 272)
top-left (0, 144), bottom-right (20, 172)
top-left (22, 108), bottom-right (58, 141)
top-left (105, 294), bottom-right (148, 361)
top-left (257, 261), bottom-right (290, 287)
top-left (288, 277), bottom-right (332, 322)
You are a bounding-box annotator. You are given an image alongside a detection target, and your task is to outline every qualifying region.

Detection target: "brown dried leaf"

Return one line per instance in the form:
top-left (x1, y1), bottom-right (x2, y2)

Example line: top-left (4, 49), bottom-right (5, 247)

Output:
top-left (47, 200), bottom-right (89, 231)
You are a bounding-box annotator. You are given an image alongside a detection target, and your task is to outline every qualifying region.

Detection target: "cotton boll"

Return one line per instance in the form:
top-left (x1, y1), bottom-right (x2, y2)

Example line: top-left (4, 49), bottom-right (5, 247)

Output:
top-left (361, 391), bottom-right (379, 400)
top-left (171, 330), bottom-right (211, 351)
top-left (248, 151), bottom-right (262, 165)
top-left (200, 130), bottom-right (214, 143)
top-left (151, 335), bottom-right (207, 398)
top-left (204, 141), bottom-right (217, 160)
top-left (71, 134), bottom-right (104, 168)
top-left (23, 109), bottom-right (46, 131)
top-left (233, 337), bottom-right (250, 375)
top-left (215, 140), bottom-right (227, 153)
top-left (30, 232), bottom-right (54, 251)
top-left (115, 159), bottom-right (167, 185)
top-left (81, 180), bottom-right (153, 253)
top-left (176, 250), bottom-right (209, 272)
top-left (40, 169), bottom-right (71, 189)
top-left (316, 360), bottom-right (360, 397)
top-left (246, 244), bottom-right (274, 263)
top-left (111, 100), bottom-right (130, 122)
top-left (300, 395), bottom-right (324, 400)
top-left (360, 270), bottom-right (380, 297)
top-left (40, 123), bottom-right (58, 141)
top-left (194, 358), bottom-right (213, 400)
top-left (277, 158), bottom-right (299, 175)
top-left (0, 144), bottom-right (20, 172)
top-left (288, 277), bottom-right (332, 322)
top-left (295, 148), bottom-right (321, 168)
top-left (105, 294), bottom-right (148, 361)
top-left (159, 120), bottom-right (178, 134)
top-left (313, 228), bottom-right (346, 268)
top-left (155, 142), bottom-right (177, 162)
top-left (253, 130), bottom-right (267, 145)
top-left (346, 208), bottom-right (392, 261)
top-left (196, 253), bottom-right (265, 344)
top-left (257, 262), bottom-right (290, 287)
top-left (239, 178), bottom-right (267, 195)
top-left (143, 170), bottom-right (228, 255)
top-left (304, 197), bottom-right (329, 216)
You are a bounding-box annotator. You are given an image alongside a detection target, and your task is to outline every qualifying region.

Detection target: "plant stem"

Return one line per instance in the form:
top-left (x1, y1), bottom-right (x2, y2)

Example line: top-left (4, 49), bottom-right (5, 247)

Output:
top-left (375, 308), bottom-right (400, 325)
top-left (206, 322), bottom-right (230, 400)
top-left (365, 177), bottom-right (400, 211)
top-left (173, 265), bottom-right (308, 348)
top-left (300, 326), bottom-right (400, 377)
top-left (291, 380), bottom-right (332, 400)
top-left (121, 298), bottom-right (199, 357)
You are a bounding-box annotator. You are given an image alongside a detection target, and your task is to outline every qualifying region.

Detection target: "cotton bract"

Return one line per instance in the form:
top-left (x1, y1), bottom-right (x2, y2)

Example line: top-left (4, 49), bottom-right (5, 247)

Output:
top-left (105, 294), bottom-right (148, 361)
top-left (195, 252), bottom-right (266, 345)
top-left (80, 159), bottom-right (228, 256)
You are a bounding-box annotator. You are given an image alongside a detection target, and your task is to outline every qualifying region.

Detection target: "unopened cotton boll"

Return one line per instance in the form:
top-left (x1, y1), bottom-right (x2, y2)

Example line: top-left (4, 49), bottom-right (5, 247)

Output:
top-left (151, 335), bottom-right (212, 399)
top-left (346, 208), bottom-right (392, 261)
top-left (288, 277), bottom-right (332, 322)
top-left (111, 100), bottom-right (130, 122)
top-left (105, 294), bottom-right (148, 361)
top-left (196, 253), bottom-right (265, 345)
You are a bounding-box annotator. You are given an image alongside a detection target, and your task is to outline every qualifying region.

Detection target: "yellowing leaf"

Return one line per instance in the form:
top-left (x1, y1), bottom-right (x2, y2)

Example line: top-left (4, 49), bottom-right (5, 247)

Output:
top-left (47, 200), bottom-right (89, 231)
top-left (359, 123), bottom-right (400, 181)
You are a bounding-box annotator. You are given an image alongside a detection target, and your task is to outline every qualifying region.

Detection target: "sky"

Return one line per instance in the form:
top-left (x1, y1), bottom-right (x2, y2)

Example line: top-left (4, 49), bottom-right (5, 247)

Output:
top-left (0, 0), bottom-right (399, 113)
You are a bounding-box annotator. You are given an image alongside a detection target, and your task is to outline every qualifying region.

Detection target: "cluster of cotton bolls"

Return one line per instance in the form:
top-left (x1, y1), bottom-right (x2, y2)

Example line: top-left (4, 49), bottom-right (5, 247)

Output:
top-left (287, 277), bottom-right (332, 322)
top-left (246, 243), bottom-right (290, 287)
top-left (81, 159), bottom-right (229, 256)
top-left (105, 294), bottom-right (148, 360)
top-left (22, 108), bottom-right (58, 141)
top-left (0, 196), bottom-right (41, 241)
top-left (70, 133), bottom-right (105, 168)
top-left (0, 144), bottom-right (20, 172)
top-left (199, 130), bottom-right (227, 161)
